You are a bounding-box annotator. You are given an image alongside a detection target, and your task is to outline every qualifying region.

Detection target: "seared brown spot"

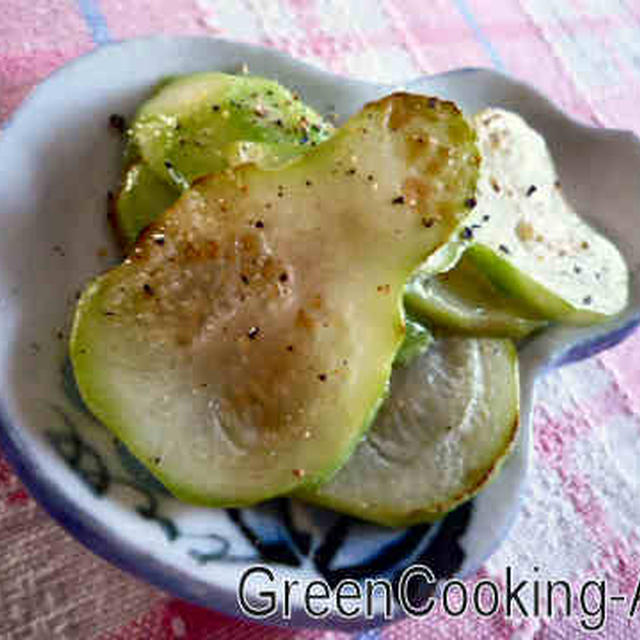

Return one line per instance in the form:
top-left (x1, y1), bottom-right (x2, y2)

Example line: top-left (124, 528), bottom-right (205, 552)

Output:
top-left (387, 95), bottom-right (411, 131)
top-left (403, 177), bottom-right (433, 209)
top-left (296, 308), bottom-right (315, 330)
top-left (181, 240), bottom-right (220, 262)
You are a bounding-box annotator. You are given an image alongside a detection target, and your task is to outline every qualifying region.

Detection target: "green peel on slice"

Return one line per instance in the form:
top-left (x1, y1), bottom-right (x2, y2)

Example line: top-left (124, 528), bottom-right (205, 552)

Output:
top-left (393, 318), bottom-right (433, 368)
top-left (466, 108), bottom-right (628, 323)
top-left (71, 93), bottom-right (480, 507)
top-left (405, 253), bottom-right (547, 339)
top-left (297, 335), bottom-right (519, 527)
top-left (113, 162), bottom-right (181, 246)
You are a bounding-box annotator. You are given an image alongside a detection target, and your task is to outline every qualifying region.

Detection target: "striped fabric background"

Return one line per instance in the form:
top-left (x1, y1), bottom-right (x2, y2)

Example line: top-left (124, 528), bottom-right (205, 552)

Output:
top-left (2, 1), bottom-right (640, 637)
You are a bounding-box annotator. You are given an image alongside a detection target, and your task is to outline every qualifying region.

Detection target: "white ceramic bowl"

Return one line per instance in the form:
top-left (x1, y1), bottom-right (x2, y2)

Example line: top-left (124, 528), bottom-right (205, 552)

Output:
top-left (0, 36), bottom-right (639, 630)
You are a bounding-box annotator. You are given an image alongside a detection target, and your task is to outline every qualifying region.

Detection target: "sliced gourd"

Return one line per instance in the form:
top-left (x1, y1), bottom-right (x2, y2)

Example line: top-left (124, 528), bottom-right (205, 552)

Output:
top-left (70, 93), bottom-right (480, 506)
top-left (405, 253), bottom-right (547, 339)
top-left (113, 74), bottom-right (333, 247)
top-left (130, 72), bottom-right (334, 188)
top-left (466, 108), bottom-right (628, 323)
top-left (393, 318), bottom-right (433, 367)
top-left (297, 336), bottom-right (519, 527)
top-left (114, 162), bottom-right (181, 247)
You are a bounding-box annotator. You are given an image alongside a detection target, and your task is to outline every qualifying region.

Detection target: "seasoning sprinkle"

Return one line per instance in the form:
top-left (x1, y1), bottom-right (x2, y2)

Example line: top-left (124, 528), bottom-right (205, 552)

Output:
top-left (108, 113), bottom-right (127, 134)
top-left (422, 217), bottom-right (435, 228)
top-left (248, 326), bottom-right (260, 340)
top-left (392, 196), bottom-right (405, 205)
top-left (255, 220), bottom-right (264, 229)
top-left (498, 244), bottom-right (511, 254)
top-left (317, 373), bottom-right (327, 382)
top-left (143, 283), bottom-right (154, 296)
top-left (460, 226), bottom-right (474, 240)
top-left (465, 197), bottom-right (477, 209)
top-left (526, 185), bottom-right (538, 197)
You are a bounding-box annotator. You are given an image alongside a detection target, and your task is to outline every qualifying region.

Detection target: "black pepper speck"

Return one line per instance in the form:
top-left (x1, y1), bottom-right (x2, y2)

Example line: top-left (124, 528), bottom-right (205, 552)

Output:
top-left (108, 113), bottom-right (127, 134)
top-left (248, 326), bottom-right (260, 340)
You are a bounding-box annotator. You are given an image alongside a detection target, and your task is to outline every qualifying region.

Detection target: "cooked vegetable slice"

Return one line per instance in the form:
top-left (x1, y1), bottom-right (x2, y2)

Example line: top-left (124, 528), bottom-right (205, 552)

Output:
top-left (130, 72), bottom-right (334, 188)
top-left (466, 108), bottom-right (628, 323)
top-left (393, 318), bottom-right (433, 367)
top-left (113, 74), bottom-right (333, 247)
top-left (71, 93), bottom-right (480, 506)
top-left (405, 253), bottom-right (546, 339)
top-left (297, 336), bottom-right (519, 526)
top-left (113, 162), bottom-right (181, 247)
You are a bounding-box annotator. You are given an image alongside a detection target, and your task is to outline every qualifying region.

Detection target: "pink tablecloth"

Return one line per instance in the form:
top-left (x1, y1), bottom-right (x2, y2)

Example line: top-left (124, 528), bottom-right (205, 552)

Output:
top-left (2, 1), bottom-right (640, 638)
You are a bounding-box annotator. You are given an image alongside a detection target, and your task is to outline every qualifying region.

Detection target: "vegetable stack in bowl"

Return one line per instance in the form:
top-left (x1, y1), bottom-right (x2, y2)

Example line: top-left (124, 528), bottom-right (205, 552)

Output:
top-left (70, 72), bottom-right (628, 525)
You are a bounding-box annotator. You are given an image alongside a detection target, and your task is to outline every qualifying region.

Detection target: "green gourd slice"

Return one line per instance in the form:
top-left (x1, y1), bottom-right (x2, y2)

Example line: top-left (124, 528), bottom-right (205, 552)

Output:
top-left (405, 253), bottom-right (547, 339)
top-left (130, 72), bottom-right (334, 188)
top-left (466, 108), bottom-right (628, 323)
top-left (297, 335), bottom-right (519, 527)
top-left (70, 93), bottom-right (480, 506)
top-left (114, 74), bottom-right (333, 247)
top-left (113, 162), bottom-right (181, 247)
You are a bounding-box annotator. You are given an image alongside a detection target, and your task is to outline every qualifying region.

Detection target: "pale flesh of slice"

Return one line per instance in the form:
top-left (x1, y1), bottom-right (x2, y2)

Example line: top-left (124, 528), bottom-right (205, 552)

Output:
top-left (297, 336), bottom-right (519, 527)
top-left (71, 93), bottom-right (480, 506)
top-left (467, 108), bottom-right (628, 322)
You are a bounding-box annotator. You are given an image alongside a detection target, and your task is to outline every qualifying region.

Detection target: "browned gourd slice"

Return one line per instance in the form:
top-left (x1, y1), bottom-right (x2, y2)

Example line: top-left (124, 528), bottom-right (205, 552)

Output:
top-left (70, 93), bottom-right (479, 506)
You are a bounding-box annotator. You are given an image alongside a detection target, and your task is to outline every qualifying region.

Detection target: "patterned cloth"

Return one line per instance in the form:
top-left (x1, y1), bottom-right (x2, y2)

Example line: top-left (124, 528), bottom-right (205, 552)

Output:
top-left (2, 0), bottom-right (640, 637)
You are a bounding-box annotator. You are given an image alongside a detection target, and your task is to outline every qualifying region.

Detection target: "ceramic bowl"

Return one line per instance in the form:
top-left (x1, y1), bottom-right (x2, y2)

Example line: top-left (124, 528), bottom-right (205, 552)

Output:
top-left (0, 36), bottom-right (639, 630)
